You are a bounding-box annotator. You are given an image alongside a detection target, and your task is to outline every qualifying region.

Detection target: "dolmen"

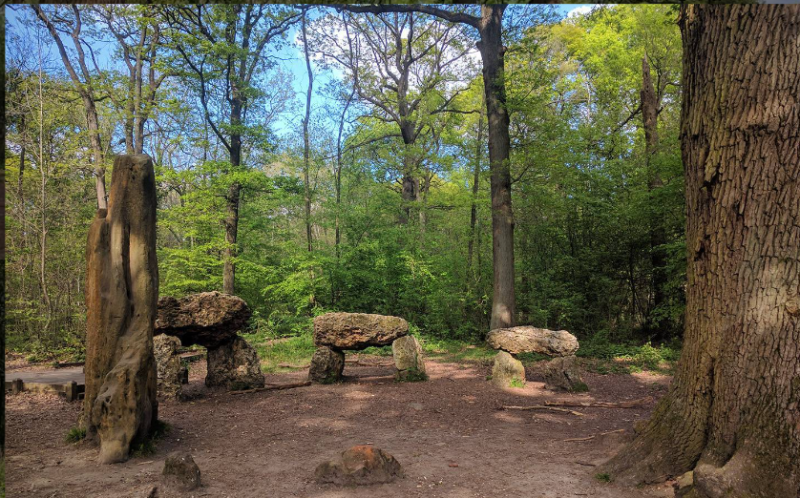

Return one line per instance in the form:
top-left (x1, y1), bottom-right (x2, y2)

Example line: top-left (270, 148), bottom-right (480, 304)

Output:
top-left (310, 312), bottom-right (427, 383)
top-left (155, 291), bottom-right (264, 392)
top-left (486, 326), bottom-right (586, 392)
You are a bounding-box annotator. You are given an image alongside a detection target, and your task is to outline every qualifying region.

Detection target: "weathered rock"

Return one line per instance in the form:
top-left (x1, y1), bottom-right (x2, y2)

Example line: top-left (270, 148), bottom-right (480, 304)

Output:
top-left (84, 154), bottom-right (158, 464)
top-left (543, 355), bottom-right (587, 392)
top-left (486, 326), bottom-right (579, 357)
top-left (206, 336), bottom-right (265, 390)
top-left (308, 346), bottom-right (345, 384)
top-left (491, 351), bottom-right (526, 388)
top-left (392, 336), bottom-right (427, 382)
top-left (162, 452), bottom-right (201, 490)
top-left (314, 313), bottom-right (408, 350)
top-left (154, 334), bottom-right (183, 399)
top-left (315, 445), bottom-right (403, 486)
top-left (156, 291), bottom-right (251, 349)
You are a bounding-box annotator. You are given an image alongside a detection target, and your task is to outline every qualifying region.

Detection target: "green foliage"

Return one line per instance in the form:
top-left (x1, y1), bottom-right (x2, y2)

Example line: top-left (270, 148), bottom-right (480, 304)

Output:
top-left (509, 378), bottom-right (526, 389)
top-left (64, 426), bottom-right (87, 444)
top-left (595, 472), bottom-right (613, 483)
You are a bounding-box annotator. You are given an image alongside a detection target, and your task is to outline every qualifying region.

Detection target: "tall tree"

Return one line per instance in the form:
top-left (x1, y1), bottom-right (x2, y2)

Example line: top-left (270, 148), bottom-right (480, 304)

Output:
top-left (31, 5), bottom-right (108, 210)
top-left (600, 6), bottom-right (800, 497)
top-left (339, 5), bottom-right (519, 329)
top-left (164, 5), bottom-right (301, 295)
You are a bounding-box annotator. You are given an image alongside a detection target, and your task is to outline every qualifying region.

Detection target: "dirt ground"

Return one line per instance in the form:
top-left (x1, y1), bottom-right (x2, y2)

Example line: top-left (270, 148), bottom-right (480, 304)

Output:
top-left (6, 357), bottom-right (677, 498)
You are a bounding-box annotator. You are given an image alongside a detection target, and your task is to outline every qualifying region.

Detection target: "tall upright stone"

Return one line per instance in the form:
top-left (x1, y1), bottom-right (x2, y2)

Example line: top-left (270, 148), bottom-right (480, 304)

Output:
top-left (84, 154), bottom-right (158, 464)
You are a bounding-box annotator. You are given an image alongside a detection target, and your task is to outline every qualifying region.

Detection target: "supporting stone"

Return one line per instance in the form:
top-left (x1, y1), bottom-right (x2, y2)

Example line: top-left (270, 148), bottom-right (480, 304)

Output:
top-left (205, 336), bottom-right (265, 390)
top-left (154, 334), bottom-right (184, 399)
top-left (308, 346), bottom-right (345, 384)
top-left (491, 351), bottom-right (526, 388)
top-left (84, 154), bottom-right (158, 464)
top-left (543, 355), bottom-right (587, 392)
top-left (392, 336), bottom-right (427, 382)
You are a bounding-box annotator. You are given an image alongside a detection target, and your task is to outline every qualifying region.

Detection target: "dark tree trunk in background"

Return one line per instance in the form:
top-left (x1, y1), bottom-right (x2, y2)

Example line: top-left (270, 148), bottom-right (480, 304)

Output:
top-left (223, 93), bottom-right (242, 296)
top-left (478, 5), bottom-right (515, 330)
top-left (600, 6), bottom-right (800, 497)
top-left (468, 93), bottom-right (485, 275)
top-left (641, 53), bottom-right (667, 336)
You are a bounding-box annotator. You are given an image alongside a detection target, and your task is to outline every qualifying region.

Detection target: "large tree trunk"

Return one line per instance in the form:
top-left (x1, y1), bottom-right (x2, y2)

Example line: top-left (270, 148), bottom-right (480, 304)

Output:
top-left (478, 5), bottom-right (515, 330)
top-left (84, 154), bottom-right (158, 464)
top-left (468, 93), bottom-right (485, 274)
top-left (600, 6), bottom-right (800, 497)
top-left (641, 54), bottom-right (668, 337)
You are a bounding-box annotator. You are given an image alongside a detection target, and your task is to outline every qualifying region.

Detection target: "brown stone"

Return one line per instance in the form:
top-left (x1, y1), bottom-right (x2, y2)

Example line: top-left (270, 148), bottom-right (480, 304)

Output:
top-left (308, 346), bottom-right (345, 384)
top-left (313, 312), bottom-right (408, 350)
top-left (486, 326), bottom-right (579, 356)
top-left (491, 351), bottom-right (526, 388)
top-left (543, 355), bottom-right (587, 392)
top-left (162, 452), bottom-right (201, 490)
top-left (392, 336), bottom-right (427, 381)
top-left (84, 154), bottom-right (158, 464)
top-left (315, 445), bottom-right (403, 485)
top-left (156, 291), bottom-right (251, 349)
top-left (205, 336), bottom-right (264, 390)
top-left (154, 334), bottom-right (183, 399)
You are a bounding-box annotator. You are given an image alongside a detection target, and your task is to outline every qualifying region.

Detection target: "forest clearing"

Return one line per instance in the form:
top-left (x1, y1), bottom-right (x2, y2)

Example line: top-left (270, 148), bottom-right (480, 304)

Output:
top-left (4, 3), bottom-right (799, 498)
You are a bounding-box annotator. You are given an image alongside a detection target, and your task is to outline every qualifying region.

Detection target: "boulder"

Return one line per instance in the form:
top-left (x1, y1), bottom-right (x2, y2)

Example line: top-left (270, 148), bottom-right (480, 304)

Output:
top-left (491, 351), bottom-right (526, 388)
top-left (486, 326), bottom-right (579, 357)
top-left (154, 334), bottom-right (184, 399)
top-left (308, 346), bottom-right (345, 384)
top-left (543, 355), bottom-right (587, 392)
top-left (392, 336), bottom-right (427, 382)
top-left (156, 291), bottom-right (251, 349)
top-left (314, 312), bottom-right (408, 350)
top-left (315, 445), bottom-right (403, 486)
top-left (205, 336), bottom-right (265, 390)
top-left (162, 452), bottom-right (201, 490)
top-left (84, 154), bottom-right (158, 464)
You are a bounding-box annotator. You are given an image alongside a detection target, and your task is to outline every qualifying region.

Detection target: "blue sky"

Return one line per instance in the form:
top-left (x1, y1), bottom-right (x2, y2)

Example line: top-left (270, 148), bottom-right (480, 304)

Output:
top-left (5, 4), bottom-right (592, 140)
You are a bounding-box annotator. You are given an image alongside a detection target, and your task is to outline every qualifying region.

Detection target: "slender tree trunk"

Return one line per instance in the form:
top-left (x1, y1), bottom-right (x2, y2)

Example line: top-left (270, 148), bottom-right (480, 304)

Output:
top-left (468, 93), bottom-right (485, 274)
top-left (223, 98), bottom-right (242, 295)
top-left (301, 13), bottom-right (314, 254)
top-left (335, 89), bottom-right (355, 261)
top-left (399, 147), bottom-right (417, 225)
top-left (478, 5), bottom-right (515, 330)
top-left (641, 53), bottom-right (667, 336)
top-left (600, 7), bottom-right (800, 497)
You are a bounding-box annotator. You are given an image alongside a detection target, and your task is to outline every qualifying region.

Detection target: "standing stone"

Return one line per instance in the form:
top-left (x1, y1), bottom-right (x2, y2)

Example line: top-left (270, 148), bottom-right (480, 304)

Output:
top-left (205, 336), bottom-right (264, 390)
top-left (154, 334), bottom-right (183, 399)
top-left (491, 351), bottom-right (526, 388)
top-left (84, 154), bottom-right (158, 464)
top-left (486, 326), bottom-right (579, 356)
top-left (392, 336), bottom-right (427, 382)
top-left (314, 312), bottom-right (408, 350)
top-left (543, 355), bottom-right (587, 392)
top-left (308, 346), bottom-right (345, 384)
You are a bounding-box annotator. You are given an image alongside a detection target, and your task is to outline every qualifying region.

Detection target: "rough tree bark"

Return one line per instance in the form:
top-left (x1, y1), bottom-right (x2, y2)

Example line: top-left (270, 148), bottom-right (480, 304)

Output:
top-left (600, 6), bottom-right (800, 497)
top-left (84, 154), bottom-right (159, 464)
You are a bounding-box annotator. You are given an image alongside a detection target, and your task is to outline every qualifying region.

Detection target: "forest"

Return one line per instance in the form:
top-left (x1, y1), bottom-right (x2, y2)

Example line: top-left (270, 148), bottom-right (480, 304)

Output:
top-left (6, 4), bottom-right (685, 359)
top-left (4, 4), bottom-right (800, 498)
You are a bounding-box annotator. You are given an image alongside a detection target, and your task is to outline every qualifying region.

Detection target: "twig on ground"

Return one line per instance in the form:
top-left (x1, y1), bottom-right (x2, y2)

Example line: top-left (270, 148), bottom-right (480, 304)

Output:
top-left (229, 381), bottom-right (311, 395)
top-left (564, 428), bottom-right (627, 442)
top-left (500, 405), bottom-right (585, 416)
top-left (543, 397), bottom-right (653, 409)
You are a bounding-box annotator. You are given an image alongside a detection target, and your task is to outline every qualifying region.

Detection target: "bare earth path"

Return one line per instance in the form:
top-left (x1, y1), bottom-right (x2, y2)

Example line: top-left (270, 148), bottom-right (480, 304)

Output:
top-left (6, 358), bottom-right (675, 498)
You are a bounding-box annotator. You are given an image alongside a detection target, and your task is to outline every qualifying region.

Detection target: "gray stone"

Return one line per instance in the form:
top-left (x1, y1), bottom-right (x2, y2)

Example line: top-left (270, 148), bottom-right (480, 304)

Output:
top-left (392, 336), bottom-right (427, 381)
top-left (316, 446), bottom-right (403, 486)
top-left (486, 326), bottom-right (579, 356)
top-left (543, 355), bottom-right (587, 392)
top-left (314, 313), bottom-right (408, 350)
top-left (308, 346), bottom-right (345, 384)
top-left (491, 351), bottom-right (526, 388)
top-left (205, 336), bottom-right (264, 390)
top-left (154, 334), bottom-right (183, 399)
top-left (162, 452), bottom-right (201, 490)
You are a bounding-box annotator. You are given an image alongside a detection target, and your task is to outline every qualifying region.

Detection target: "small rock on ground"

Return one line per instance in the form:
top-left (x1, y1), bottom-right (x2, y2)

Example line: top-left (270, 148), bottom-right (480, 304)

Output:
top-left (162, 452), bottom-right (201, 490)
top-left (316, 445), bottom-right (403, 486)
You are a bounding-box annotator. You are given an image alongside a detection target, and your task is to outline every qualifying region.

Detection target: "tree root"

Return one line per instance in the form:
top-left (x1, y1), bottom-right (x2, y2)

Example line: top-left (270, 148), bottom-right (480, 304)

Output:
top-left (229, 381), bottom-right (311, 395)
